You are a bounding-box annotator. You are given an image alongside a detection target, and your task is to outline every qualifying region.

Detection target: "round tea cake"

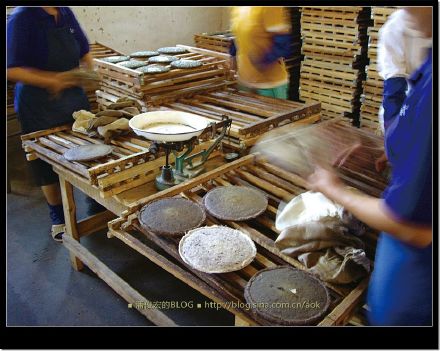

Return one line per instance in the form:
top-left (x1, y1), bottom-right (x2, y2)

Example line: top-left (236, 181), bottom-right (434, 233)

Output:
top-left (63, 144), bottom-right (113, 162)
top-left (171, 59), bottom-right (203, 69)
top-left (179, 225), bottom-right (257, 273)
top-left (136, 64), bottom-right (170, 74)
top-left (101, 55), bottom-right (130, 63)
top-left (244, 266), bottom-right (331, 325)
top-left (148, 55), bottom-right (179, 64)
top-left (130, 50), bottom-right (160, 58)
top-left (138, 197), bottom-right (206, 236)
top-left (157, 46), bottom-right (188, 55)
top-left (117, 60), bottom-right (148, 69)
top-left (203, 186), bottom-right (268, 221)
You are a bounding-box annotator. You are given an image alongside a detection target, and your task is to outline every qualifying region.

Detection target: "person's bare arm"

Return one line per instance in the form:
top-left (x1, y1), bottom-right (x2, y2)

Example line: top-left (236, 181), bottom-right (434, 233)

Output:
top-left (307, 167), bottom-right (432, 248)
top-left (80, 52), bottom-right (94, 70)
top-left (7, 67), bottom-right (78, 95)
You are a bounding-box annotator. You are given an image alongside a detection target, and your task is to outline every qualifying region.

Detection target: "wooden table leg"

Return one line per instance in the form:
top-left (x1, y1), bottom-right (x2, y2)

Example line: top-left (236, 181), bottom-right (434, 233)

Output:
top-left (59, 175), bottom-right (84, 271)
top-left (235, 315), bottom-right (251, 326)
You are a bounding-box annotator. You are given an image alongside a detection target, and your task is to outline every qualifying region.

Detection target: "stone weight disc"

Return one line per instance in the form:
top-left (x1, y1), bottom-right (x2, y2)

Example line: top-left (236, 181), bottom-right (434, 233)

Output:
top-left (138, 197), bottom-right (206, 236)
top-left (171, 59), bottom-right (203, 69)
top-left (179, 225), bottom-right (257, 273)
top-left (244, 266), bottom-right (331, 325)
top-left (203, 186), bottom-right (268, 221)
top-left (63, 144), bottom-right (113, 162)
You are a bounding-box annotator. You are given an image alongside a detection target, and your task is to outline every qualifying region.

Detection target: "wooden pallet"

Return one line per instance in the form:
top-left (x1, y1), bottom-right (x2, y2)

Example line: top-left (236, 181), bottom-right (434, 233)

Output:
top-left (21, 122), bottom-right (225, 198)
top-left (109, 149), bottom-right (383, 325)
top-left (162, 87), bottom-right (321, 150)
top-left (359, 7), bottom-right (397, 132)
top-left (300, 7), bottom-right (370, 124)
top-left (194, 31), bottom-right (234, 53)
top-left (90, 41), bottom-right (123, 59)
top-left (94, 46), bottom-right (231, 108)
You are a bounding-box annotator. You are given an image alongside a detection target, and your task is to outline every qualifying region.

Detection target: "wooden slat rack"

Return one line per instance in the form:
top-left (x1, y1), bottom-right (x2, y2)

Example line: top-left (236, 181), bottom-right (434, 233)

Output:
top-left (94, 46), bottom-right (232, 108)
top-left (21, 122), bottom-right (225, 198)
top-left (360, 7), bottom-right (397, 133)
top-left (162, 87), bottom-right (321, 150)
top-left (194, 31), bottom-right (234, 53)
top-left (299, 7), bottom-right (372, 125)
top-left (109, 151), bottom-right (381, 325)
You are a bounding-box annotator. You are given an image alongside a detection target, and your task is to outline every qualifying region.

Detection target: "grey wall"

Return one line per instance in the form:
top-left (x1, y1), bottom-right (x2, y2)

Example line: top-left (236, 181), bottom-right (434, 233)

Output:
top-left (71, 6), bottom-right (231, 55)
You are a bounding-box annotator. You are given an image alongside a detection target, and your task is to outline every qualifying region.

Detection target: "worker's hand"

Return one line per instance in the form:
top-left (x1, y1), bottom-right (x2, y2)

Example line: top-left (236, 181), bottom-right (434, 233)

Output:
top-left (375, 152), bottom-right (388, 173)
top-left (47, 73), bottom-right (79, 98)
top-left (306, 166), bottom-right (344, 196)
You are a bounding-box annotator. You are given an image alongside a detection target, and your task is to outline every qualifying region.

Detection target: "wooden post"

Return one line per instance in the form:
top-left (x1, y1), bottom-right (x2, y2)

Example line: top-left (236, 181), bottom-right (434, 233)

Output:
top-left (235, 315), bottom-right (251, 326)
top-left (59, 176), bottom-right (83, 271)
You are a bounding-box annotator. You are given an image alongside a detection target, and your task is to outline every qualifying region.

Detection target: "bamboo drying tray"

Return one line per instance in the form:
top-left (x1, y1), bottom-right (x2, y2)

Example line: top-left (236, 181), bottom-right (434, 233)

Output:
top-left (299, 7), bottom-right (372, 124)
top-left (360, 7), bottom-right (397, 133)
top-left (194, 31), bottom-right (234, 53)
top-left (94, 47), bottom-right (232, 108)
top-left (21, 121), bottom-right (226, 198)
top-left (162, 87), bottom-right (321, 150)
top-left (109, 152), bottom-right (382, 325)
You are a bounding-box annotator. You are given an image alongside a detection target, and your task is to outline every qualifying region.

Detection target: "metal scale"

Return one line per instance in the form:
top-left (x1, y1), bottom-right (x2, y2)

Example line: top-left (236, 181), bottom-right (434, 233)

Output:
top-left (129, 111), bottom-right (234, 191)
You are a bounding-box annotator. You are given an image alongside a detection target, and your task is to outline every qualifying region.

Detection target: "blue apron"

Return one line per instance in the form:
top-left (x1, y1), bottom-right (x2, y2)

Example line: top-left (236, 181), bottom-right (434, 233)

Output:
top-left (15, 17), bottom-right (89, 134)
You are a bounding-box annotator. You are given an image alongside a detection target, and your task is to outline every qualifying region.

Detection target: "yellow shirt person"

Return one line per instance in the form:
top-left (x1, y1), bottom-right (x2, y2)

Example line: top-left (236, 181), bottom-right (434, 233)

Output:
top-left (230, 7), bottom-right (292, 98)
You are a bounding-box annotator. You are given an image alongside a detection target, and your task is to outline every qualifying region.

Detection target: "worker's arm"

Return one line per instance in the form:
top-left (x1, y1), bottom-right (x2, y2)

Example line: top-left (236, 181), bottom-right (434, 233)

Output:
top-left (80, 52), bottom-right (94, 70)
top-left (377, 11), bottom-right (408, 130)
top-left (7, 67), bottom-right (78, 95)
top-left (307, 167), bottom-right (432, 248)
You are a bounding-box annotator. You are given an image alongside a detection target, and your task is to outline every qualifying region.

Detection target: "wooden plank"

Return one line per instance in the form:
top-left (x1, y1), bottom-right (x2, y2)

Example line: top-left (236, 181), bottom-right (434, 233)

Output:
top-left (238, 103), bottom-right (321, 135)
top-left (77, 210), bottom-right (117, 238)
top-left (62, 235), bottom-right (177, 326)
top-left (318, 277), bottom-right (369, 326)
top-left (21, 124), bottom-right (71, 141)
top-left (59, 176), bottom-right (83, 271)
top-left (124, 154), bottom-right (256, 215)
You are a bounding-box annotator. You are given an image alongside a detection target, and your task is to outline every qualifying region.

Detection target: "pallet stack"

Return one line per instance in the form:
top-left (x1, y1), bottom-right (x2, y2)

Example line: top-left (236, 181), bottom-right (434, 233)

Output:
top-left (360, 7), bottom-right (397, 133)
top-left (286, 7), bottom-right (303, 101)
top-left (94, 46), bottom-right (231, 111)
top-left (88, 42), bottom-right (123, 112)
top-left (194, 31), bottom-right (234, 54)
top-left (299, 7), bottom-right (371, 125)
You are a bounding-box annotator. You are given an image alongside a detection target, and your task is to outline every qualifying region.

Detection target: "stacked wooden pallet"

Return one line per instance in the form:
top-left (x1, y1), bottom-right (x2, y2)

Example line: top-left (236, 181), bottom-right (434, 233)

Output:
top-left (286, 7), bottom-right (303, 101)
top-left (21, 122), bottom-right (223, 198)
top-left (360, 7), bottom-right (397, 133)
top-left (109, 152), bottom-right (383, 325)
top-left (94, 46), bottom-right (231, 110)
top-left (88, 42), bottom-right (123, 112)
top-left (299, 7), bottom-right (371, 124)
top-left (194, 31), bottom-right (234, 53)
top-left (162, 87), bottom-right (321, 150)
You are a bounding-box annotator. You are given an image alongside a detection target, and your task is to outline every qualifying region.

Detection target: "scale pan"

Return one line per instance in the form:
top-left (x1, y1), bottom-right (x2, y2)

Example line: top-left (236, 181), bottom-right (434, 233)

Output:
top-left (129, 110), bottom-right (210, 142)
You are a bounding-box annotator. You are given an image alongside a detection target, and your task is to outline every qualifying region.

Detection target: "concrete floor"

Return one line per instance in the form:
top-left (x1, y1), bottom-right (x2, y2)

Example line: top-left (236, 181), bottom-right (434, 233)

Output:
top-left (7, 135), bottom-right (233, 326)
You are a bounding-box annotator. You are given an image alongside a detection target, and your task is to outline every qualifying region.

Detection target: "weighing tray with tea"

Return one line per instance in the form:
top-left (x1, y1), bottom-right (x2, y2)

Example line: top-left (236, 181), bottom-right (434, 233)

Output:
top-left (203, 186), bottom-right (268, 221)
top-left (244, 266), bottom-right (331, 325)
top-left (63, 144), bottom-right (113, 162)
top-left (178, 225), bottom-right (257, 273)
top-left (138, 197), bottom-right (206, 236)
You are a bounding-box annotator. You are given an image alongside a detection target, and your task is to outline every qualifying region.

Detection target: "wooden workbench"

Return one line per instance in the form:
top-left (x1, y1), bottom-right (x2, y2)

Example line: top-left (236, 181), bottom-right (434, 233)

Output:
top-left (52, 154), bottom-right (253, 326)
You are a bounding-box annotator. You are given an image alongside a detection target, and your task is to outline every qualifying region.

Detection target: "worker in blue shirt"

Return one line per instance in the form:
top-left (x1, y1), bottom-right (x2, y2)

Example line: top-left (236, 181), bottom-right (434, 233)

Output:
top-left (306, 7), bottom-right (432, 326)
top-left (7, 7), bottom-right (98, 242)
